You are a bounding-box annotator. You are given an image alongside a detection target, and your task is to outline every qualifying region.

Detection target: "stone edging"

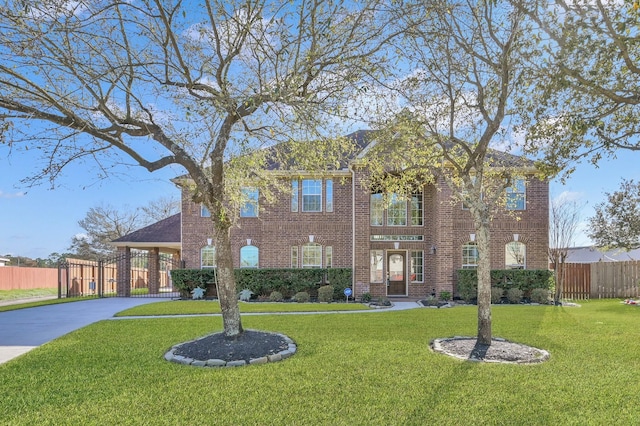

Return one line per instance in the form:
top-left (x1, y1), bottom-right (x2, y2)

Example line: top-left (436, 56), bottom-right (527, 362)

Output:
top-left (164, 331), bottom-right (297, 368)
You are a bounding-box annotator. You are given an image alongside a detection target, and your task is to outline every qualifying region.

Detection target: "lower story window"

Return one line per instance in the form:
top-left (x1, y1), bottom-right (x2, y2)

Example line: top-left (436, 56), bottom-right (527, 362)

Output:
top-left (370, 250), bottom-right (383, 282)
top-left (240, 245), bottom-right (259, 268)
top-left (410, 251), bottom-right (423, 282)
top-left (302, 243), bottom-right (322, 268)
top-left (201, 246), bottom-right (216, 268)
top-left (462, 242), bottom-right (478, 269)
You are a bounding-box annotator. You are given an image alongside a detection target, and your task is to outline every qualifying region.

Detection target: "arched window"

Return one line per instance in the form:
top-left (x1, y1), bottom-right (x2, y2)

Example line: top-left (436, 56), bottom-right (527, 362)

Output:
top-left (302, 243), bottom-right (322, 268)
top-left (240, 245), bottom-right (259, 268)
top-left (462, 242), bottom-right (478, 269)
top-left (201, 246), bottom-right (216, 269)
top-left (505, 241), bottom-right (526, 269)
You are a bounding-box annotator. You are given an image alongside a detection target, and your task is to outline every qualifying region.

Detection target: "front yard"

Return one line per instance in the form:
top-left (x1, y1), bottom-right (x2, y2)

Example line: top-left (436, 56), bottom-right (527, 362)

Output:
top-left (1, 300), bottom-right (639, 424)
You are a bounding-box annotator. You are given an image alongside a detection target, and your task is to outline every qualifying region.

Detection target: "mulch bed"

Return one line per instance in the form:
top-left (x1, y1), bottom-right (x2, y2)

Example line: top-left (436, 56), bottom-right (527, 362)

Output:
top-left (173, 330), bottom-right (290, 363)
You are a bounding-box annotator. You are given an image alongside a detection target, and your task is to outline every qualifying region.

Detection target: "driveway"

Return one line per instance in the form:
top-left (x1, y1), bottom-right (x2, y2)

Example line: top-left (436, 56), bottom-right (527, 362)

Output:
top-left (0, 297), bottom-right (160, 364)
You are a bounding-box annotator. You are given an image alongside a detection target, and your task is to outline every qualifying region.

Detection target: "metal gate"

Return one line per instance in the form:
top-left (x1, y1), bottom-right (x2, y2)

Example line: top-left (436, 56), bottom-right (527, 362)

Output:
top-left (58, 251), bottom-right (183, 299)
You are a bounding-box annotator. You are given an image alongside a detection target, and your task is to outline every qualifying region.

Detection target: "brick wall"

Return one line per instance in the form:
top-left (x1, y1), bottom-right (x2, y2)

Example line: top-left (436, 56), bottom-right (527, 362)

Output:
top-left (180, 171), bottom-right (549, 299)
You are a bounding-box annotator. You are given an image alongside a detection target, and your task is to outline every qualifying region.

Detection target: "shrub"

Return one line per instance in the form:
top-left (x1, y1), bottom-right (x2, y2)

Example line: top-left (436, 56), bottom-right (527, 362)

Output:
top-left (530, 288), bottom-right (550, 304)
top-left (170, 269), bottom-right (218, 299)
top-left (456, 269), bottom-right (553, 300)
top-left (506, 288), bottom-right (524, 304)
top-left (269, 291), bottom-right (284, 302)
top-left (491, 287), bottom-right (504, 304)
top-left (318, 285), bottom-right (334, 303)
top-left (293, 291), bottom-right (310, 303)
top-left (424, 295), bottom-right (439, 306)
top-left (238, 289), bottom-right (253, 301)
top-left (361, 292), bottom-right (372, 303)
top-left (439, 291), bottom-right (451, 301)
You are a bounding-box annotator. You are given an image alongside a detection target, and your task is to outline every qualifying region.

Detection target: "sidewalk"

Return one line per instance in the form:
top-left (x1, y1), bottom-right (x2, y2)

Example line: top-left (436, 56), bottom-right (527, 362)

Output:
top-left (0, 298), bottom-right (422, 365)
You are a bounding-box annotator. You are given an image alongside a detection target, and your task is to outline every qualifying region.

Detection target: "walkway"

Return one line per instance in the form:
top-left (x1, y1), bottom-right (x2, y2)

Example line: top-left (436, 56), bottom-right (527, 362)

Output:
top-left (0, 298), bottom-right (422, 365)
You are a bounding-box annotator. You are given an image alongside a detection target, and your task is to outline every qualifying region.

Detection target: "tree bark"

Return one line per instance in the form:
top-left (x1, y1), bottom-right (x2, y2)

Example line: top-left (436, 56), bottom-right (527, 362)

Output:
top-left (214, 228), bottom-right (243, 338)
top-left (475, 220), bottom-right (492, 346)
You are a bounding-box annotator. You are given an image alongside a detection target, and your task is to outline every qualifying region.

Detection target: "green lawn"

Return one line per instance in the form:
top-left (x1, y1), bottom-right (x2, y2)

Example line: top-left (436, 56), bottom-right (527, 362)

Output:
top-left (0, 288), bottom-right (57, 301)
top-left (116, 300), bottom-right (371, 316)
top-left (1, 300), bottom-right (639, 425)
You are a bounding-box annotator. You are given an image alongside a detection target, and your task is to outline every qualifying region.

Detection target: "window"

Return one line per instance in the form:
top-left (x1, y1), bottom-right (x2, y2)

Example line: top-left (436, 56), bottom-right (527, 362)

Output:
top-left (370, 193), bottom-right (384, 226)
top-left (291, 246), bottom-right (299, 268)
top-left (201, 204), bottom-right (211, 217)
top-left (302, 179), bottom-right (322, 212)
top-left (291, 180), bottom-right (299, 212)
top-left (325, 246), bottom-right (333, 268)
top-left (505, 241), bottom-right (526, 269)
top-left (370, 250), bottom-right (383, 282)
top-left (387, 193), bottom-right (407, 226)
top-left (410, 251), bottom-right (423, 282)
top-left (326, 179), bottom-right (333, 212)
top-left (240, 245), bottom-right (259, 268)
top-left (240, 188), bottom-right (259, 217)
top-left (462, 242), bottom-right (478, 269)
top-left (411, 193), bottom-right (423, 226)
top-left (302, 243), bottom-right (322, 268)
top-left (506, 178), bottom-right (526, 210)
top-left (201, 246), bottom-right (216, 268)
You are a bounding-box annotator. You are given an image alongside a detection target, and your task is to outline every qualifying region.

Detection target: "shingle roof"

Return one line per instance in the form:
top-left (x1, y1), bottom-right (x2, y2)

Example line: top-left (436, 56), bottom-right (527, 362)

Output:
top-left (111, 213), bottom-right (180, 245)
top-left (565, 246), bottom-right (640, 263)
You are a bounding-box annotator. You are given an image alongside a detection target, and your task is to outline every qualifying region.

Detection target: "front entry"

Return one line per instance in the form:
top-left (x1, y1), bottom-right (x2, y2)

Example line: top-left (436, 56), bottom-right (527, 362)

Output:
top-left (387, 251), bottom-right (406, 296)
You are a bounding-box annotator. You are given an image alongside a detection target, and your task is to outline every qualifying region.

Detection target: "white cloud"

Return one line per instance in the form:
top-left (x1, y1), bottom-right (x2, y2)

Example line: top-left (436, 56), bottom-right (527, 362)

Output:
top-left (0, 190), bottom-right (25, 199)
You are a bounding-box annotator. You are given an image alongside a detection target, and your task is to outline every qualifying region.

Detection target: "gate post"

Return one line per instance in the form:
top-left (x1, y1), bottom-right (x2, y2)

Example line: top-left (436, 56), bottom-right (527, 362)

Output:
top-left (149, 248), bottom-right (160, 295)
top-left (97, 259), bottom-right (104, 297)
top-left (117, 247), bottom-right (132, 297)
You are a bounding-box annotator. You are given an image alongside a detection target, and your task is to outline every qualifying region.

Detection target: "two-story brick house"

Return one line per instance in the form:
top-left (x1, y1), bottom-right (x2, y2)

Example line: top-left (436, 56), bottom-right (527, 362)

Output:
top-left (114, 130), bottom-right (548, 299)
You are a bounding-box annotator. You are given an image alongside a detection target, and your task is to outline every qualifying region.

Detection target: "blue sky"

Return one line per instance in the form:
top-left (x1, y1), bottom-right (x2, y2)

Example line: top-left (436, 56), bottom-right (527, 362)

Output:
top-left (1, 139), bottom-right (637, 259)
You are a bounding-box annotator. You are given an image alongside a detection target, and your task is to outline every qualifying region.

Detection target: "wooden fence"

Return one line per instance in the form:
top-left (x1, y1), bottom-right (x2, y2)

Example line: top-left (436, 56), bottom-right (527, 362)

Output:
top-left (0, 267), bottom-right (58, 290)
top-left (559, 261), bottom-right (640, 299)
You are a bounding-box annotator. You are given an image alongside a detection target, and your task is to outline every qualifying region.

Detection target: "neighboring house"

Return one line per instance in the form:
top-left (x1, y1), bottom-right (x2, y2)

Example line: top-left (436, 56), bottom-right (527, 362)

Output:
top-left (0, 258), bottom-right (9, 267)
top-left (113, 130), bottom-right (549, 299)
top-left (564, 246), bottom-right (640, 264)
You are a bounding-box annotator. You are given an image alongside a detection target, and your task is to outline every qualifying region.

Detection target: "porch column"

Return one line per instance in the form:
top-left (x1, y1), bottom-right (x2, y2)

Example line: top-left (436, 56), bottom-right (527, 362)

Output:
top-left (149, 248), bottom-right (160, 295)
top-left (117, 246), bottom-right (131, 297)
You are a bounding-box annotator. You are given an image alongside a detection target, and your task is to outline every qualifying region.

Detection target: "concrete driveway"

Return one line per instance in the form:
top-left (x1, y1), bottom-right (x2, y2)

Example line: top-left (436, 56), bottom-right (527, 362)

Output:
top-left (0, 297), bottom-right (160, 364)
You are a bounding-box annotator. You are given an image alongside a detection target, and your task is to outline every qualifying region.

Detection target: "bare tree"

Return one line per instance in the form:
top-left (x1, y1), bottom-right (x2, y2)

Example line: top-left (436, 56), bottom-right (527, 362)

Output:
top-left (0, 0), bottom-right (396, 337)
top-left (548, 195), bottom-right (582, 304)
top-left (361, 0), bottom-right (538, 345)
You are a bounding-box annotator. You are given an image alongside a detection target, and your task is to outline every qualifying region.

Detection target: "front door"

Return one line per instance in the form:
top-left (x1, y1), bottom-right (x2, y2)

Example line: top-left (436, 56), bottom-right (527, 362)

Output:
top-left (387, 251), bottom-right (406, 296)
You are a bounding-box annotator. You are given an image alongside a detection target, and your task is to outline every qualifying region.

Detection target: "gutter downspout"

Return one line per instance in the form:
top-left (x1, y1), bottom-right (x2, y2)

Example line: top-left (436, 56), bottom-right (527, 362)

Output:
top-left (350, 165), bottom-right (356, 298)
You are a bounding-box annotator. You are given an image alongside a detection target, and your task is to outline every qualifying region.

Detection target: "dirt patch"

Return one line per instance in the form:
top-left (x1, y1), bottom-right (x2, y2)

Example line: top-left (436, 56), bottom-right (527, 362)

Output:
top-left (431, 336), bottom-right (550, 364)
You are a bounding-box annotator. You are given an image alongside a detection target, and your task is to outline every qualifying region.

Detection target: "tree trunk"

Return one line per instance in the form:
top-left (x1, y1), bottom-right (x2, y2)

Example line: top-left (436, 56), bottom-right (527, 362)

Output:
top-left (475, 222), bottom-right (492, 346)
top-left (214, 227), bottom-right (244, 338)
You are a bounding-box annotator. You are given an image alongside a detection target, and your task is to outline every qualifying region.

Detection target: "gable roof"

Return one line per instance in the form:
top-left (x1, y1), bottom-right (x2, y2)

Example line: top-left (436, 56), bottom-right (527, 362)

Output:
top-left (111, 213), bottom-right (181, 251)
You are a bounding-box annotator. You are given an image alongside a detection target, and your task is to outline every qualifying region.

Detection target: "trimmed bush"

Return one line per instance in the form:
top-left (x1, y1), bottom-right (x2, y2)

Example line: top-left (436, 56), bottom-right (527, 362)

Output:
top-left (269, 291), bottom-right (283, 302)
top-left (439, 291), bottom-right (451, 301)
top-left (491, 287), bottom-right (504, 304)
top-left (235, 267), bottom-right (351, 299)
top-left (170, 269), bottom-right (218, 299)
top-left (318, 285), bottom-right (334, 303)
top-left (530, 288), bottom-right (550, 304)
top-left (506, 288), bottom-right (524, 304)
top-left (361, 292), bottom-right (372, 303)
top-left (293, 291), bottom-right (310, 303)
top-left (457, 269), bottom-right (553, 300)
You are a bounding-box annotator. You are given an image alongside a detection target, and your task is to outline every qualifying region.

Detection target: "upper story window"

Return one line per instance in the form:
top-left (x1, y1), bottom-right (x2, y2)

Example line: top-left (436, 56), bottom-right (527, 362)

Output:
top-left (302, 179), bottom-right (322, 212)
top-left (291, 180), bottom-right (299, 212)
top-left (240, 245), bottom-right (259, 268)
top-left (326, 179), bottom-right (333, 212)
top-left (506, 178), bottom-right (526, 210)
top-left (201, 204), bottom-right (211, 217)
top-left (462, 242), bottom-right (478, 269)
top-left (411, 194), bottom-right (423, 226)
top-left (370, 192), bottom-right (422, 227)
top-left (240, 188), bottom-right (259, 217)
top-left (505, 241), bottom-right (526, 269)
top-left (201, 245), bottom-right (216, 269)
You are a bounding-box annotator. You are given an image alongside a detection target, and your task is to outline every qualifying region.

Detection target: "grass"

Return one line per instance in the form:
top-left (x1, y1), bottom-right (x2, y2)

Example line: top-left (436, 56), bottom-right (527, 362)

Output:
top-left (1, 300), bottom-right (639, 424)
top-left (0, 288), bottom-right (57, 301)
top-left (116, 300), bottom-right (371, 316)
